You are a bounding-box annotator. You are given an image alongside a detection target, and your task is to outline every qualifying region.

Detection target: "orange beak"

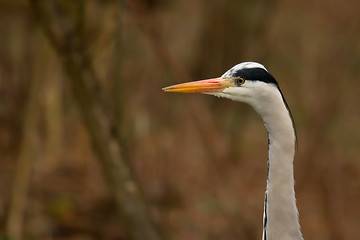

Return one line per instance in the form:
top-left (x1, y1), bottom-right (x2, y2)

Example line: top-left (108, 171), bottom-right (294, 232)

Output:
top-left (162, 78), bottom-right (235, 93)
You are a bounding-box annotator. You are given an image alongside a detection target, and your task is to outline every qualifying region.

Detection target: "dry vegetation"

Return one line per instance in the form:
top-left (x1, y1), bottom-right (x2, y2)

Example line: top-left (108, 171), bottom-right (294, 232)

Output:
top-left (0, 0), bottom-right (360, 239)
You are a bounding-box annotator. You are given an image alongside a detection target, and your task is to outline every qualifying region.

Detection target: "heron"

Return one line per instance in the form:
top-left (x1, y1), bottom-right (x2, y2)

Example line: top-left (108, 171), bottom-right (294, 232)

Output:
top-left (162, 62), bottom-right (303, 240)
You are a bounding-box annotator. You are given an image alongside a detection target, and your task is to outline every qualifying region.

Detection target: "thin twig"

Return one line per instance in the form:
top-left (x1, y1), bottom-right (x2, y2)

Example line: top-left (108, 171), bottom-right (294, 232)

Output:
top-left (6, 30), bottom-right (41, 240)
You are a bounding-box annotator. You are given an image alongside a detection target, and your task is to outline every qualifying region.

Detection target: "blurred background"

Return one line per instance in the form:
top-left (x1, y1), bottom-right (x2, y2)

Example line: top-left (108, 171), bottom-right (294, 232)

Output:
top-left (1, 0), bottom-right (360, 239)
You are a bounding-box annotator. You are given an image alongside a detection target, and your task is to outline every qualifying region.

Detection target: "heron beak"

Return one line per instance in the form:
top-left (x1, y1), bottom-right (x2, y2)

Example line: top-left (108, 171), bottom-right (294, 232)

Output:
top-left (162, 78), bottom-right (235, 93)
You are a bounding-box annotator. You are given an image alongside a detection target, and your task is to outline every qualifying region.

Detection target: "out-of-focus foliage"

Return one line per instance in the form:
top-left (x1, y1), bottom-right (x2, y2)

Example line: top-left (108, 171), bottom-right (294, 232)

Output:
top-left (1, 0), bottom-right (360, 239)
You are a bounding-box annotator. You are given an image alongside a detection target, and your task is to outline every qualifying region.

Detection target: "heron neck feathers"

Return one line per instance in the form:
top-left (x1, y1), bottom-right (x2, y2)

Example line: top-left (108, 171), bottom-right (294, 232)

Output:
top-left (257, 92), bottom-right (303, 240)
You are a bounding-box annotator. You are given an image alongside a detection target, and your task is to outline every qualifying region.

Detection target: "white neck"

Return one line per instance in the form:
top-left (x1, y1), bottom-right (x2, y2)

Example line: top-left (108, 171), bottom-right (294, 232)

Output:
top-left (211, 80), bottom-right (303, 239)
top-left (252, 90), bottom-right (303, 240)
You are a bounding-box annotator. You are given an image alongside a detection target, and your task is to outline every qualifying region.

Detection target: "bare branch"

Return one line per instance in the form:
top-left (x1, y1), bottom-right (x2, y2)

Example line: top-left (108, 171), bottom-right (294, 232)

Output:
top-left (29, 1), bottom-right (165, 240)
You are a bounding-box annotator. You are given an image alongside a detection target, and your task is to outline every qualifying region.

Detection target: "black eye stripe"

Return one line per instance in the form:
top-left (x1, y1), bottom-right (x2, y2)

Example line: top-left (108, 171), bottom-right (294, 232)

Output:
top-left (231, 68), bottom-right (278, 86)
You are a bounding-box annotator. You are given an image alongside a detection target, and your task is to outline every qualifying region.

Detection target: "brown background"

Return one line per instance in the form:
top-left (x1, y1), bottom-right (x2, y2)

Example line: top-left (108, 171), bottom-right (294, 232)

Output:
top-left (1, 0), bottom-right (359, 239)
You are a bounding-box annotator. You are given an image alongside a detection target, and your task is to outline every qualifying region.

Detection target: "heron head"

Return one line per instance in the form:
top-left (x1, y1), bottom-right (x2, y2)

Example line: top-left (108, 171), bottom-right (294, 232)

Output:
top-left (162, 62), bottom-right (281, 110)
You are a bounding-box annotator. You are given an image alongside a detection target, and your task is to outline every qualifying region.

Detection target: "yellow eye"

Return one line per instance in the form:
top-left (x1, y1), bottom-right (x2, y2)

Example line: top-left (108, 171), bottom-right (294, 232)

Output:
top-left (236, 77), bottom-right (245, 85)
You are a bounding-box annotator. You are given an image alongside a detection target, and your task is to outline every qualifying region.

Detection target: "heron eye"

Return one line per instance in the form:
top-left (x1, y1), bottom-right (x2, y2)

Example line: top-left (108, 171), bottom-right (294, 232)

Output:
top-left (236, 77), bottom-right (245, 86)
